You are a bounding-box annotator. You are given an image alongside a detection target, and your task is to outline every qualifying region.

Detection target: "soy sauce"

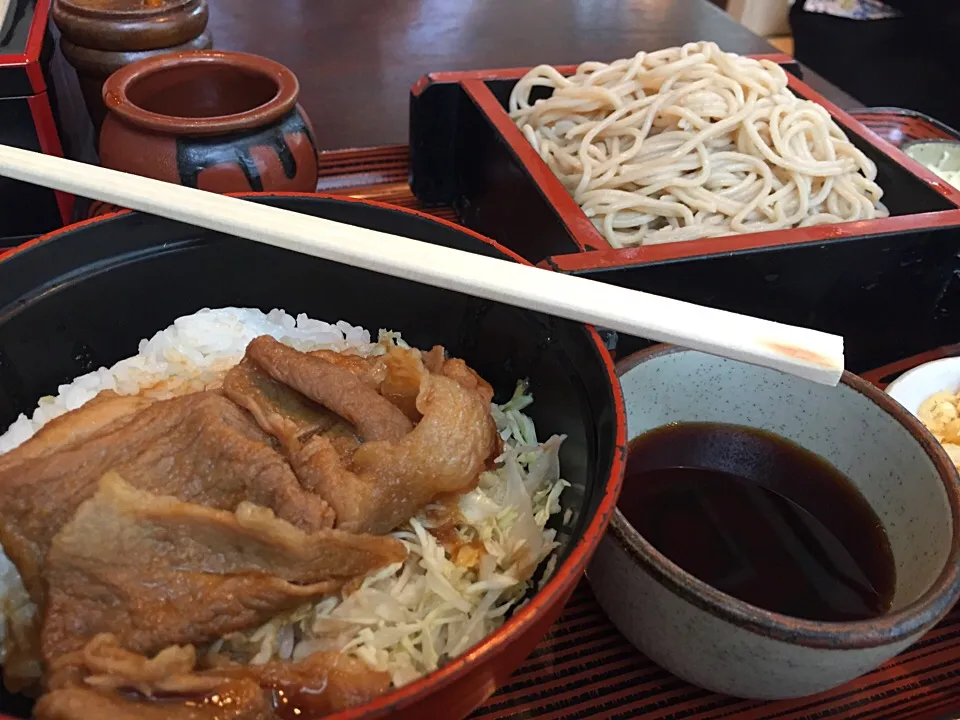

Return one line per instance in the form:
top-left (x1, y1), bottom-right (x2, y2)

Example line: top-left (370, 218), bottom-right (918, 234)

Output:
top-left (619, 423), bottom-right (896, 621)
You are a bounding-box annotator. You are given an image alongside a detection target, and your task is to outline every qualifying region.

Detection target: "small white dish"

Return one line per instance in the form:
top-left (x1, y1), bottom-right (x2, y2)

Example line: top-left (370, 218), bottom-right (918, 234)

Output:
top-left (885, 356), bottom-right (960, 417)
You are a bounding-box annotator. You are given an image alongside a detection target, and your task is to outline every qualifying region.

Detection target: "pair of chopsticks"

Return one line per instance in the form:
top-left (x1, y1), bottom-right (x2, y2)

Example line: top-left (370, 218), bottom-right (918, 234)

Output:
top-left (0, 144), bottom-right (844, 386)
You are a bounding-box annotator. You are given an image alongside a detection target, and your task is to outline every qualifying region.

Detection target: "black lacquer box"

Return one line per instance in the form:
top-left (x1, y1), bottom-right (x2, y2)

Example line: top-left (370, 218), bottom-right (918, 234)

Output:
top-left (0, 0), bottom-right (74, 249)
top-left (408, 55), bottom-right (960, 374)
top-left (410, 55), bottom-right (960, 266)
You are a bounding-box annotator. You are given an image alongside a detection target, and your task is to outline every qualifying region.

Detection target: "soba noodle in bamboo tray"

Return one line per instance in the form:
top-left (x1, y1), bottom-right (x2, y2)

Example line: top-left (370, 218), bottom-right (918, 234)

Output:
top-left (509, 41), bottom-right (888, 248)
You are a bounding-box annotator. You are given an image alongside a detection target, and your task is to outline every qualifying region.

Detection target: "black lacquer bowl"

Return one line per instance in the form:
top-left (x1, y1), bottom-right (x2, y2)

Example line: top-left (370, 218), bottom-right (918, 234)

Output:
top-left (0, 194), bottom-right (626, 720)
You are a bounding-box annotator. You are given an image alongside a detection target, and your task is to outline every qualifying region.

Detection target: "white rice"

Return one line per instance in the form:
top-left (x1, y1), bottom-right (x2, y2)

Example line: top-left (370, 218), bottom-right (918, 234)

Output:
top-left (0, 308), bottom-right (566, 688)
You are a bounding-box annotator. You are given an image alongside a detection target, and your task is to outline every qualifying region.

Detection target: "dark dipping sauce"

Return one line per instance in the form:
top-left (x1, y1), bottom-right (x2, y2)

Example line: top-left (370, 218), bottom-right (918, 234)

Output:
top-left (619, 423), bottom-right (896, 622)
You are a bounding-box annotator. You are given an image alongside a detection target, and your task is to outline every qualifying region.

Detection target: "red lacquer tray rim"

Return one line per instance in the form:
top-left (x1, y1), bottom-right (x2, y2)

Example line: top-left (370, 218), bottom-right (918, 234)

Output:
top-left (0, 0), bottom-right (51, 93)
top-left (848, 106), bottom-right (960, 144)
top-left (411, 54), bottom-right (797, 95)
top-left (413, 55), bottom-right (960, 271)
top-left (861, 343), bottom-right (960, 390)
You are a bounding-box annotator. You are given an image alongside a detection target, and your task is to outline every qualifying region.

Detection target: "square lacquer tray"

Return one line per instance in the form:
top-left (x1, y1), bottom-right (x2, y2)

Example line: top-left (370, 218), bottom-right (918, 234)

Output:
top-left (409, 55), bottom-right (960, 267)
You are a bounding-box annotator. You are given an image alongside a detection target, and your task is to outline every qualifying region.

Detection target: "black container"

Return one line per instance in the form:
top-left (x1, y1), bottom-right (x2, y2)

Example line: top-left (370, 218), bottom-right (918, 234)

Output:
top-left (0, 0), bottom-right (81, 248)
top-left (410, 63), bottom-right (960, 266)
top-left (0, 194), bottom-right (624, 719)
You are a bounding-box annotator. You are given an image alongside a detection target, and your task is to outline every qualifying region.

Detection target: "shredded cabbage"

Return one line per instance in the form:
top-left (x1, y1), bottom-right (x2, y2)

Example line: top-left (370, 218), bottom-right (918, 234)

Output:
top-left (216, 380), bottom-right (568, 687)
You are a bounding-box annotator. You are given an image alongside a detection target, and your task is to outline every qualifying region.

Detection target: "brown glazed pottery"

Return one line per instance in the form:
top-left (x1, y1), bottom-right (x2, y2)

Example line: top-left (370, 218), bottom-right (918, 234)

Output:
top-left (98, 50), bottom-right (319, 195)
top-left (53, 0), bottom-right (213, 132)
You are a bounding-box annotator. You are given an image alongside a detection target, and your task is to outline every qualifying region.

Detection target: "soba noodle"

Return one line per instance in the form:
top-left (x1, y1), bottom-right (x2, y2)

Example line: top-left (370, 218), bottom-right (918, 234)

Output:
top-left (509, 42), bottom-right (888, 248)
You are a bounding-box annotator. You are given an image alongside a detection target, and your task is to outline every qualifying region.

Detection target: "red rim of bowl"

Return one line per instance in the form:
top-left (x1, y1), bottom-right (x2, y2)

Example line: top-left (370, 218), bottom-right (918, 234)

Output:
top-left (0, 192), bottom-right (629, 720)
top-left (101, 50), bottom-right (299, 136)
top-left (612, 344), bottom-right (960, 651)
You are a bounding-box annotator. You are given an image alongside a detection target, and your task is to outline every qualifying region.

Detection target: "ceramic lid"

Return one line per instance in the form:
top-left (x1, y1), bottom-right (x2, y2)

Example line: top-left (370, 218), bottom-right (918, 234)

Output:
top-left (52, 0), bottom-right (208, 52)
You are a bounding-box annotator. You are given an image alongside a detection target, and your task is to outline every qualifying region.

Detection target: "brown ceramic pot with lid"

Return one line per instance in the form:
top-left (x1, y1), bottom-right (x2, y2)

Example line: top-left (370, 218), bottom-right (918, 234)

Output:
top-left (98, 50), bottom-right (319, 196)
top-left (53, 0), bottom-right (213, 132)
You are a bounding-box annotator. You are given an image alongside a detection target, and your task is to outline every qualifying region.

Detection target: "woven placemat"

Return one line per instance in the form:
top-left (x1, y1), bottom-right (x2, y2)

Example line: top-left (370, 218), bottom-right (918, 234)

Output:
top-left (314, 142), bottom-right (960, 720)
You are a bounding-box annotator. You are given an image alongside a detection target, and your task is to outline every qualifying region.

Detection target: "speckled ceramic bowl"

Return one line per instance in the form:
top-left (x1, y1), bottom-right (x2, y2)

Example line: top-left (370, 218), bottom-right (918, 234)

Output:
top-left (588, 345), bottom-right (960, 700)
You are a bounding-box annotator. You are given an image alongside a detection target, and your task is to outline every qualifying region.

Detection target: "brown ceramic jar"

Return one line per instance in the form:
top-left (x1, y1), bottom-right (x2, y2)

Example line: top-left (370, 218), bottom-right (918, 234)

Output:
top-left (53, 0), bottom-right (213, 132)
top-left (98, 50), bottom-right (319, 195)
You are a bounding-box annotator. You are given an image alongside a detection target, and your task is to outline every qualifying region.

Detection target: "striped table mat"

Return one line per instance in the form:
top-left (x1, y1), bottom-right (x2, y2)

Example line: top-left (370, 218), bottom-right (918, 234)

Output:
top-left (316, 144), bottom-right (960, 720)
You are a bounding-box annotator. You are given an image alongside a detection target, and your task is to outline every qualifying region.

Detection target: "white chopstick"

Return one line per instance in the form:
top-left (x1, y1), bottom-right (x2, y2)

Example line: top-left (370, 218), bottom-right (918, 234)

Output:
top-left (0, 144), bottom-right (844, 385)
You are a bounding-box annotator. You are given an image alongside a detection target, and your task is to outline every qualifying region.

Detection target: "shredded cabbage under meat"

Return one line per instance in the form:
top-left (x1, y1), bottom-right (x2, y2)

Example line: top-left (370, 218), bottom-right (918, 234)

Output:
top-left (212, 381), bottom-right (568, 688)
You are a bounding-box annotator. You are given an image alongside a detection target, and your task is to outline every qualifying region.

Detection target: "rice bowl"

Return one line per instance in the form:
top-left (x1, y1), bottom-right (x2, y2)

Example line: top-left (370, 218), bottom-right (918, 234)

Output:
top-left (0, 193), bottom-right (626, 720)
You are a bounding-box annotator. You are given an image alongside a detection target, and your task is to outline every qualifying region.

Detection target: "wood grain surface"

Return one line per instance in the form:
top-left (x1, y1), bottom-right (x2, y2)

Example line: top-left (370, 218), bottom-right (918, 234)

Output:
top-left (205, 0), bottom-right (857, 151)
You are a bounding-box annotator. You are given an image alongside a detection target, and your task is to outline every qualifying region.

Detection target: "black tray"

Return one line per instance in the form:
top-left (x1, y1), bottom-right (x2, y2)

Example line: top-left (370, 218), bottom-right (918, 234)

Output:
top-left (409, 56), bottom-right (960, 267)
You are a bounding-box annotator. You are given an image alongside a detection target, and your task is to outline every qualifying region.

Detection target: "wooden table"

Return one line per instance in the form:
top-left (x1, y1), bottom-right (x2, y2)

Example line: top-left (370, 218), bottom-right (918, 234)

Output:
top-left (205, 0), bottom-right (858, 152)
